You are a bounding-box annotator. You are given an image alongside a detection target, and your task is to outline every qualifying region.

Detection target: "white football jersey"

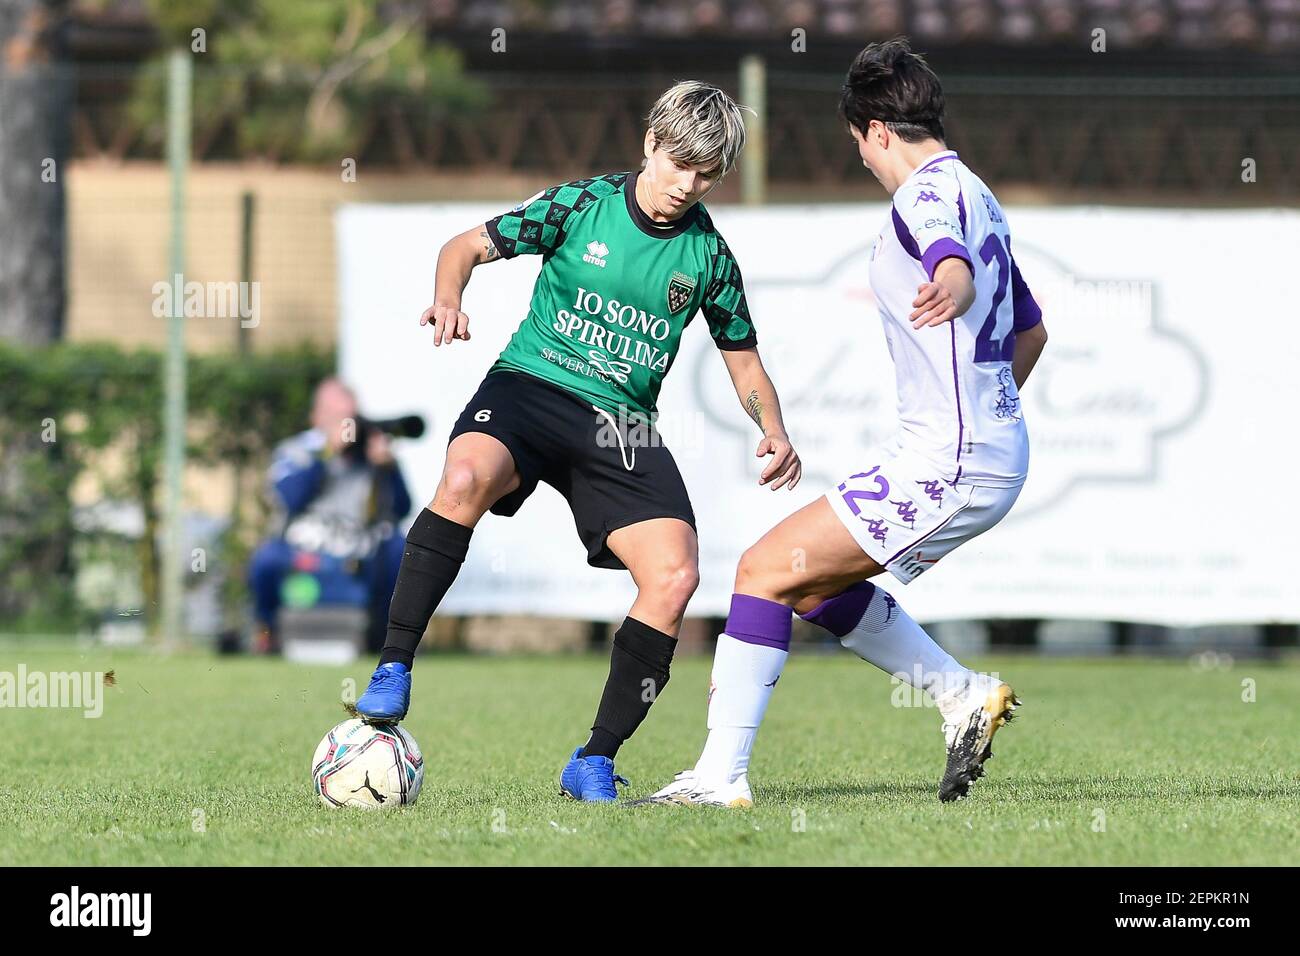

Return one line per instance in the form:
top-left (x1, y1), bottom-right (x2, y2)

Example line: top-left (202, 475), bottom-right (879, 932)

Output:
top-left (870, 149), bottom-right (1042, 488)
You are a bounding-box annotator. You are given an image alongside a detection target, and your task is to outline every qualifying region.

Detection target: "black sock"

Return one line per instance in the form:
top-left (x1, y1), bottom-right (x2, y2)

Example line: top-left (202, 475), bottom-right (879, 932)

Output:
top-left (581, 617), bottom-right (677, 759)
top-left (378, 509), bottom-right (473, 670)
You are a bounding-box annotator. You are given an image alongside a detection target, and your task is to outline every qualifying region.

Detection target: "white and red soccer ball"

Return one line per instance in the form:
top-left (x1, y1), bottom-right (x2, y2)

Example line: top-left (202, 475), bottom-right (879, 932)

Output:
top-left (312, 719), bottom-right (424, 809)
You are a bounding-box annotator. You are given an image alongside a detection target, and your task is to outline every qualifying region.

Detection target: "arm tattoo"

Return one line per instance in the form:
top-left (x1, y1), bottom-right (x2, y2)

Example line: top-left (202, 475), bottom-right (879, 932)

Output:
top-left (479, 230), bottom-right (500, 262)
top-left (745, 388), bottom-right (764, 428)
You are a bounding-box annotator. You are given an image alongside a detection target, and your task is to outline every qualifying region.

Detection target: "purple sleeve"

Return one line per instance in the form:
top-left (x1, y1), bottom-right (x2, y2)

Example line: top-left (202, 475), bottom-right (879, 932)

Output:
top-left (892, 185), bottom-right (972, 281)
top-left (1010, 255), bottom-right (1042, 332)
top-left (922, 238), bottom-right (973, 281)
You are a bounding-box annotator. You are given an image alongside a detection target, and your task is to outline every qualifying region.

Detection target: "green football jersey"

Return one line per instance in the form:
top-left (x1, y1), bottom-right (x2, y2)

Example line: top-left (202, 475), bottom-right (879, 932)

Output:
top-left (483, 171), bottom-right (756, 419)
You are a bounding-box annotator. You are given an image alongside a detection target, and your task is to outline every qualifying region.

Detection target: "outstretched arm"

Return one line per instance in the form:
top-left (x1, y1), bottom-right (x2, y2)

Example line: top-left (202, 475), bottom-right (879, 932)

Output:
top-left (420, 223), bottom-right (502, 346)
top-left (719, 347), bottom-right (802, 491)
top-left (910, 256), bottom-right (976, 329)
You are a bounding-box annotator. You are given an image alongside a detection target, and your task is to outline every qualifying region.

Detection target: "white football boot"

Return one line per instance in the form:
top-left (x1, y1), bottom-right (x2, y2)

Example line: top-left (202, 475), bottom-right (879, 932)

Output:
top-left (635, 769), bottom-right (755, 808)
top-left (935, 673), bottom-right (1021, 802)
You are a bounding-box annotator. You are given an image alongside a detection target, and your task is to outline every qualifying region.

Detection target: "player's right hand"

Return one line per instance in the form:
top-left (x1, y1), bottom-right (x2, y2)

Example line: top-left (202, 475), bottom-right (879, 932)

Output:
top-left (420, 303), bottom-right (472, 346)
top-left (909, 280), bottom-right (958, 328)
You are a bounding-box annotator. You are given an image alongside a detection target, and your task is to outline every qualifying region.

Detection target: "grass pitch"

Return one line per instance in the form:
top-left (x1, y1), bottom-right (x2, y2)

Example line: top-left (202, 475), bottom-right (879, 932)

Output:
top-left (2, 642), bottom-right (1297, 866)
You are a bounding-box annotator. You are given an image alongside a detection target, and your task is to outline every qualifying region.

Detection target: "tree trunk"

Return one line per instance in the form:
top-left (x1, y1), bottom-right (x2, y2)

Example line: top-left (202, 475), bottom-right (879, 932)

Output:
top-left (134, 423), bottom-right (161, 637)
top-left (0, 1), bottom-right (73, 626)
top-left (0, 0), bottom-right (71, 345)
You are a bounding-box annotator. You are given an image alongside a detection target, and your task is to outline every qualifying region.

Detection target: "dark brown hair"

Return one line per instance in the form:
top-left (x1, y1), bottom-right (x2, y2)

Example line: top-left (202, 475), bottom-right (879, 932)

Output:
top-left (839, 37), bottom-right (946, 143)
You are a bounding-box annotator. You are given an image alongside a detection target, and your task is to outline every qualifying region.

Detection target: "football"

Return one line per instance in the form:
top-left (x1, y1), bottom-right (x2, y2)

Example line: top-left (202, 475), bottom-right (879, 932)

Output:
top-left (311, 719), bottom-right (425, 809)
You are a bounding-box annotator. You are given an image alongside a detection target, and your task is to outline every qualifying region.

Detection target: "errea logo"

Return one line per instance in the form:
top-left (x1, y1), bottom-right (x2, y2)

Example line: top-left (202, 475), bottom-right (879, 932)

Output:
top-left (583, 240), bottom-right (609, 267)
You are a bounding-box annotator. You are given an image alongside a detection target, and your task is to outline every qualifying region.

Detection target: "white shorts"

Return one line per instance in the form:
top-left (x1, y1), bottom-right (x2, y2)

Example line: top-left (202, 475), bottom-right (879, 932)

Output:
top-left (824, 451), bottom-right (1023, 584)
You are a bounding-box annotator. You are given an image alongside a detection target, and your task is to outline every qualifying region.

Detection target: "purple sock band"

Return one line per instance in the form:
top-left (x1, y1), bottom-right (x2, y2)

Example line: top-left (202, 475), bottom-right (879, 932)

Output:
top-left (800, 581), bottom-right (876, 638)
top-left (725, 594), bottom-right (793, 651)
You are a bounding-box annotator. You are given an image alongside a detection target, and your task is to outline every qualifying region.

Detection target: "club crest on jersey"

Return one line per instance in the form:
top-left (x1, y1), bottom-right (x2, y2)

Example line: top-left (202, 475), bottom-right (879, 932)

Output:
top-left (583, 241), bottom-right (609, 267)
top-left (667, 271), bottom-right (696, 315)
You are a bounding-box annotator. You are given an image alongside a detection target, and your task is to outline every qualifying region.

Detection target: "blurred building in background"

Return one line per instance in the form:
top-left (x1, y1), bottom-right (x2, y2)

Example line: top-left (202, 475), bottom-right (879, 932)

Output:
top-left (60, 0), bottom-right (1299, 350)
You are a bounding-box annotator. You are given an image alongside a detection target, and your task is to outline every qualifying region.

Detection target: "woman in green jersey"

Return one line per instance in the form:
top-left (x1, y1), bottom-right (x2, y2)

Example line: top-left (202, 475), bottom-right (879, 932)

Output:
top-left (354, 81), bottom-right (802, 802)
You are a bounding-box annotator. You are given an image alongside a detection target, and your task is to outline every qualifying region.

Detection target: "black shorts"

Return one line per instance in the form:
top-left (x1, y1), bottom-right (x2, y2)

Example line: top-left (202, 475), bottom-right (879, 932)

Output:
top-left (447, 370), bottom-right (696, 570)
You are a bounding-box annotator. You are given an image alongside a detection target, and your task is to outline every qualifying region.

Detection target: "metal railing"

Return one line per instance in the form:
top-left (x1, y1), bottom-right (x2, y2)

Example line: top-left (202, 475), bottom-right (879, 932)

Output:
top-left (61, 63), bottom-right (1300, 200)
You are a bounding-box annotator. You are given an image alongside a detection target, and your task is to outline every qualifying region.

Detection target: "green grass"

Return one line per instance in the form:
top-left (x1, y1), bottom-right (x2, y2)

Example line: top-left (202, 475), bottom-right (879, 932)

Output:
top-left (1, 643), bottom-right (1297, 866)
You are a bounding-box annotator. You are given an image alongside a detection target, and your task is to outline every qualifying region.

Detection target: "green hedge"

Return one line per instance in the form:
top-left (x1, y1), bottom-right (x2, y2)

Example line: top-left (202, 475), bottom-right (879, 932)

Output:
top-left (0, 342), bottom-right (335, 633)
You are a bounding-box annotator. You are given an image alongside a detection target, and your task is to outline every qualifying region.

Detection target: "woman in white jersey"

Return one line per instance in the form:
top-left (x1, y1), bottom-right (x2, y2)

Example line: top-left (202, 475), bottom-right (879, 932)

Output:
top-left (645, 38), bottom-right (1050, 806)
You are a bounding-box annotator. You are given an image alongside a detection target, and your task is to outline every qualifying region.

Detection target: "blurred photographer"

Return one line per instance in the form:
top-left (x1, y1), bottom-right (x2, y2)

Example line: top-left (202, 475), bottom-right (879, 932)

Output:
top-left (248, 378), bottom-right (414, 653)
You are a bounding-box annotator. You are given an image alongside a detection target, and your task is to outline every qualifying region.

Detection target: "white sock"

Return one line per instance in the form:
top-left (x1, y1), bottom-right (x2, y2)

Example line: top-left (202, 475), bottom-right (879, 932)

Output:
top-left (842, 589), bottom-right (970, 699)
top-left (803, 582), bottom-right (971, 700)
top-left (692, 633), bottom-right (787, 786)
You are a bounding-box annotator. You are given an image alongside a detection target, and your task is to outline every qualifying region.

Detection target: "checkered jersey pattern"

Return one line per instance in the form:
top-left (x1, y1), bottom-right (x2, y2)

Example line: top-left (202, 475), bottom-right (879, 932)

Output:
top-left (700, 220), bottom-right (756, 350)
top-left (485, 174), bottom-right (628, 258)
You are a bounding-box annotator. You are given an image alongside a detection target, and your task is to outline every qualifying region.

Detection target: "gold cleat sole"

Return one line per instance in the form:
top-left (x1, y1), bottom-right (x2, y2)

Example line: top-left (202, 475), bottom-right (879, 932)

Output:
top-left (626, 792), bottom-right (754, 809)
top-left (986, 683), bottom-right (1021, 735)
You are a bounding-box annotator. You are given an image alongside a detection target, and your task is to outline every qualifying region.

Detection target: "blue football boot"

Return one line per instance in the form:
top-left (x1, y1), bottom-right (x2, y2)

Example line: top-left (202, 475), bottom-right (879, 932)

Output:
top-left (559, 746), bottom-right (629, 802)
top-left (354, 662), bottom-right (411, 723)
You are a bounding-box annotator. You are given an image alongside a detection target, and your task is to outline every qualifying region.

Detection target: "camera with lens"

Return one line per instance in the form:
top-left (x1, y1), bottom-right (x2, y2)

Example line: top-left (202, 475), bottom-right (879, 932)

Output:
top-left (343, 414), bottom-right (426, 461)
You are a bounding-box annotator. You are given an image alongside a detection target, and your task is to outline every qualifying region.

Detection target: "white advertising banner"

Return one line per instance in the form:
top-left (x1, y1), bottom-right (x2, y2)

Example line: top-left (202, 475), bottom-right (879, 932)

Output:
top-left (338, 202), bottom-right (1300, 626)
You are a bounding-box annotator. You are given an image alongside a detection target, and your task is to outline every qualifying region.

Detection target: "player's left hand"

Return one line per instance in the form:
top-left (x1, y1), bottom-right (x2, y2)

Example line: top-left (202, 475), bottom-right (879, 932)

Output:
top-left (756, 433), bottom-right (801, 490)
top-left (910, 280), bottom-right (959, 328)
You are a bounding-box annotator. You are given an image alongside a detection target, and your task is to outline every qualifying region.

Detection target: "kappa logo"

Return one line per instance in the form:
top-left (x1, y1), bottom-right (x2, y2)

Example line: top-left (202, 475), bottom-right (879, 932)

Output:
top-left (918, 155), bottom-right (957, 174)
top-left (861, 517), bottom-right (889, 544)
top-left (890, 499), bottom-right (919, 528)
top-left (583, 240), bottom-right (609, 267)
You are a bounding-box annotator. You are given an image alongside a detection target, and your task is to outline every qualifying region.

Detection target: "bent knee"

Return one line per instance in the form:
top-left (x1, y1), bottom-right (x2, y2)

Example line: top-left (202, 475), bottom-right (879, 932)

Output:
top-left (439, 457), bottom-right (510, 504)
top-left (734, 545), bottom-right (767, 591)
top-left (646, 560), bottom-right (700, 613)
top-left (733, 542), bottom-right (805, 604)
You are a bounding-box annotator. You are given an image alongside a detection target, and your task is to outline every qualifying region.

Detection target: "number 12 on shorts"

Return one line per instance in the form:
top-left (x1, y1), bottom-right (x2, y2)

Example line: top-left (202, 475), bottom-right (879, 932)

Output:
top-left (838, 467), bottom-right (890, 517)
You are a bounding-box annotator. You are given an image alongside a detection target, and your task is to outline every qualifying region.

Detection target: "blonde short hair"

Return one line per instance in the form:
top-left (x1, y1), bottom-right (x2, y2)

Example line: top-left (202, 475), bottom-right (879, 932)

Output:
top-left (646, 81), bottom-right (748, 176)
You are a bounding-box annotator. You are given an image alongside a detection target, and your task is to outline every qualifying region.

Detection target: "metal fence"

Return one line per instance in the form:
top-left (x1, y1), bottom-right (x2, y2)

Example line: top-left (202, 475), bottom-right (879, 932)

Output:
top-left (64, 63), bottom-right (1300, 200)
